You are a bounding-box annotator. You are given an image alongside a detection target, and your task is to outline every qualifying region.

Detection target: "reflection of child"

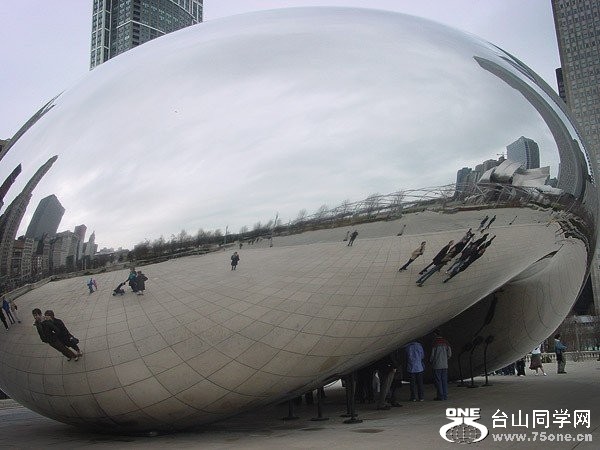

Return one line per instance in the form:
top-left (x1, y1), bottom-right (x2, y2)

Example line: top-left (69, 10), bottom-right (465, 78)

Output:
top-left (8, 298), bottom-right (21, 323)
top-left (87, 278), bottom-right (96, 294)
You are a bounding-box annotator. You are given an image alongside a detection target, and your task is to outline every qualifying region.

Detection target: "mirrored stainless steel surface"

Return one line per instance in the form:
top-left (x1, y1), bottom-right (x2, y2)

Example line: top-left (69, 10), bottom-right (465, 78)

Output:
top-left (0, 7), bottom-right (596, 432)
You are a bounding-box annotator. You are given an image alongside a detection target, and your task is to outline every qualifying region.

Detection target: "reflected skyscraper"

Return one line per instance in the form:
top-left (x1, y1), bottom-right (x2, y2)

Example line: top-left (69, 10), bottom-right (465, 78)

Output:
top-left (25, 194), bottom-right (65, 241)
top-left (0, 156), bottom-right (58, 278)
top-left (90, 0), bottom-right (204, 69)
top-left (553, 0), bottom-right (600, 314)
top-left (506, 136), bottom-right (540, 170)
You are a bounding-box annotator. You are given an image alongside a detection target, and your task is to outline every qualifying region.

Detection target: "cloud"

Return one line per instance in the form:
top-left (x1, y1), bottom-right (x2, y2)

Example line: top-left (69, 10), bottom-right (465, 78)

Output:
top-left (2, 8), bottom-right (565, 248)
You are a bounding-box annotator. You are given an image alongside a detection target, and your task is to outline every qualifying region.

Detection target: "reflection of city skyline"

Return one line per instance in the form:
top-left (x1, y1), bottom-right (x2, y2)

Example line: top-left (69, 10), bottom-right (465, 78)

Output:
top-left (0, 149), bottom-right (103, 290)
top-left (455, 135), bottom-right (558, 194)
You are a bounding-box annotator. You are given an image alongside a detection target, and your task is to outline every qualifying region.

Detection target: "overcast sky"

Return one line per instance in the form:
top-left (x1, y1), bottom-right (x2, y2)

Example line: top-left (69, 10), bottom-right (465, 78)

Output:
top-left (0, 1), bottom-right (563, 249)
top-left (0, 1), bottom-right (559, 139)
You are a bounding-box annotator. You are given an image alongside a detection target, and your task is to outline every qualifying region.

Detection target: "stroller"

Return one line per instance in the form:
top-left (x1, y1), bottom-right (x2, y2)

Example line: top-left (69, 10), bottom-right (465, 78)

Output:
top-left (112, 282), bottom-right (126, 296)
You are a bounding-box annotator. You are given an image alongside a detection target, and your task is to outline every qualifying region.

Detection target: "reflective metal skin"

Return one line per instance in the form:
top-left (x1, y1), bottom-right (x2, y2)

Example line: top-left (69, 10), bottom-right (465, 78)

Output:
top-left (0, 8), bottom-right (596, 433)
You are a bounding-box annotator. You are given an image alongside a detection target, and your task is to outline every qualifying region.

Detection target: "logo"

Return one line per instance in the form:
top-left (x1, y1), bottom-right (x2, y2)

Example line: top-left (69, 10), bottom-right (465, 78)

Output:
top-left (440, 408), bottom-right (489, 444)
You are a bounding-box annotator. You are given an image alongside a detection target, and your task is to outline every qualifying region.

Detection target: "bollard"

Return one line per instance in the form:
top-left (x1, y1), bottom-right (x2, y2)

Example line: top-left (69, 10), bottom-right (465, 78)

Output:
top-left (310, 387), bottom-right (329, 421)
top-left (468, 336), bottom-right (484, 388)
top-left (281, 399), bottom-right (299, 421)
top-left (457, 343), bottom-right (472, 387)
top-left (340, 375), bottom-right (352, 417)
top-left (482, 335), bottom-right (494, 387)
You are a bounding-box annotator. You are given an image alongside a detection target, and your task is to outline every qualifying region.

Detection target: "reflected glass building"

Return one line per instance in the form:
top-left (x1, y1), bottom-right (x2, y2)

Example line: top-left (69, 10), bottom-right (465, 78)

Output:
top-left (553, 0), bottom-right (600, 314)
top-left (90, 0), bottom-right (204, 69)
top-left (25, 194), bottom-right (65, 241)
top-left (506, 136), bottom-right (540, 170)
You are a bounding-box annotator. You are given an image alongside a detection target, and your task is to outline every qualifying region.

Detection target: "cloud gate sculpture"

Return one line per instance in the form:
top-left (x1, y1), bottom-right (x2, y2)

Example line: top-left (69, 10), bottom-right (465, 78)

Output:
top-left (0, 8), bottom-right (597, 432)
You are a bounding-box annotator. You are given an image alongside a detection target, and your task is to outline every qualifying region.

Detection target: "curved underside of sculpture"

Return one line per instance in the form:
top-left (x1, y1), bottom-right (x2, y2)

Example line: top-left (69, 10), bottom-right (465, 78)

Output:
top-left (0, 8), bottom-right (596, 433)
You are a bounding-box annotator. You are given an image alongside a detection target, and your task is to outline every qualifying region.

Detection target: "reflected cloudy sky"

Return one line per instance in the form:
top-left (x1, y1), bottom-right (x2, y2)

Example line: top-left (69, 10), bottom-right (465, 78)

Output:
top-left (2, 8), bottom-right (565, 248)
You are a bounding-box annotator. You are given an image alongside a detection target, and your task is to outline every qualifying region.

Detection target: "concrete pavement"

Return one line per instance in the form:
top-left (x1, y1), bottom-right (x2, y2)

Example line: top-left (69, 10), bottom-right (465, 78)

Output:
top-left (0, 359), bottom-right (597, 449)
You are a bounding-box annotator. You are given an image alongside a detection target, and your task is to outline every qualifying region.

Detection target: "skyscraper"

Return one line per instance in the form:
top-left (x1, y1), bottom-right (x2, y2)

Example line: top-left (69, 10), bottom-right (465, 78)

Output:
top-left (552, 0), bottom-right (600, 162)
top-left (506, 136), bottom-right (540, 170)
top-left (25, 194), bottom-right (65, 241)
top-left (553, 0), bottom-right (600, 314)
top-left (90, 0), bottom-right (204, 69)
top-left (0, 156), bottom-right (58, 277)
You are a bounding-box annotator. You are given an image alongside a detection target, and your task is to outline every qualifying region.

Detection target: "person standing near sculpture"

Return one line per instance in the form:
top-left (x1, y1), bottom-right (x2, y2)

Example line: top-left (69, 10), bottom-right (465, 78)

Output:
top-left (418, 240), bottom-right (453, 276)
top-left (375, 355), bottom-right (396, 410)
top-left (483, 214), bottom-right (496, 231)
top-left (87, 278), bottom-right (95, 294)
top-left (405, 340), bottom-right (425, 401)
top-left (32, 309), bottom-right (78, 361)
top-left (347, 230), bottom-right (359, 246)
top-left (231, 252), bottom-right (240, 270)
top-left (44, 310), bottom-right (82, 357)
top-left (8, 297), bottom-right (21, 323)
top-left (136, 271), bottom-right (148, 295)
top-left (529, 345), bottom-right (547, 376)
top-left (430, 330), bottom-right (452, 400)
top-left (399, 242), bottom-right (426, 271)
top-left (0, 307), bottom-right (9, 331)
top-left (477, 215), bottom-right (489, 231)
top-left (554, 334), bottom-right (567, 374)
top-left (1, 296), bottom-right (15, 324)
top-left (128, 268), bottom-right (138, 292)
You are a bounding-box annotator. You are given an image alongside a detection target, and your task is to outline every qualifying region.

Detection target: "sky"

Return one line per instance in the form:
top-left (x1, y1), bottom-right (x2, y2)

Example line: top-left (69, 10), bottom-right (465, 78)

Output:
top-left (0, 1), bottom-right (564, 249)
top-left (0, 1), bottom-right (560, 139)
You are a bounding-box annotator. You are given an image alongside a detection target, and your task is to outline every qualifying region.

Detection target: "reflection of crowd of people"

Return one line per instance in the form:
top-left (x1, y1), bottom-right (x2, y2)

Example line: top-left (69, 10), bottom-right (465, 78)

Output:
top-left (113, 268), bottom-right (148, 296)
top-left (396, 215), bottom-right (497, 287)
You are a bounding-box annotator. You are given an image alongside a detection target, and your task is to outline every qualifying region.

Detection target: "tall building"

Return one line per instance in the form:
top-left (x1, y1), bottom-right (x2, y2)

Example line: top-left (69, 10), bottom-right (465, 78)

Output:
top-left (553, 0), bottom-right (600, 314)
top-left (506, 136), bottom-right (540, 170)
top-left (74, 224), bottom-right (87, 263)
top-left (552, 0), bottom-right (600, 162)
top-left (90, 0), bottom-right (204, 69)
top-left (0, 156), bottom-right (58, 278)
top-left (25, 194), bottom-right (65, 241)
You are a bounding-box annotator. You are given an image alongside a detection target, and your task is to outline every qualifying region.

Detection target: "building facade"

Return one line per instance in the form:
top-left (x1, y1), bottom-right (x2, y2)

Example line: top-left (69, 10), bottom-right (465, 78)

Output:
top-left (506, 136), bottom-right (541, 170)
top-left (24, 194), bottom-right (65, 241)
top-left (553, 0), bottom-right (600, 314)
top-left (90, 0), bottom-right (204, 69)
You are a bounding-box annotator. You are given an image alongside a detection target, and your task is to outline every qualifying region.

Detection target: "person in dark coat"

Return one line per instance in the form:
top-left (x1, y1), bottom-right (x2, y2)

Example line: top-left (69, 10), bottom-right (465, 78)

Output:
top-left (477, 215), bottom-right (489, 231)
top-left (44, 310), bottom-right (82, 357)
top-left (415, 240), bottom-right (454, 286)
top-left (419, 241), bottom-right (454, 275)
top-left (483, 214), bottom-right (496, 231)
top-left (32, 308), bottom-right (78, 360)
top-left (231, 252), bottom-right (240, 270)
top-left (0, 308), bottom-right (9, 331)
top-left (128, 268), bottom-right (138, 292)
top-left (347, 230), bottom-right (359, 246)
top-left (136, 271), bottom-right (148, 295)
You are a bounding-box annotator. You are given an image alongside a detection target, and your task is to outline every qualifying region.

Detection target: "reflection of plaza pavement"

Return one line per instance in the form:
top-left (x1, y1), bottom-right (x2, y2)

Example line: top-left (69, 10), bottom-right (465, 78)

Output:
top-left (0, 359), bottom-right (598, 448)
top-left (0, 206), bottom-right (586, 433)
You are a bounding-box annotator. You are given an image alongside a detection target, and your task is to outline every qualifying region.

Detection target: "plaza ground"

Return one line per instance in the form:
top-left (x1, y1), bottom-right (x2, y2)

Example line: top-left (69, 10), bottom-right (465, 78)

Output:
top-left (0, 359), bottom-right (597, 449)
